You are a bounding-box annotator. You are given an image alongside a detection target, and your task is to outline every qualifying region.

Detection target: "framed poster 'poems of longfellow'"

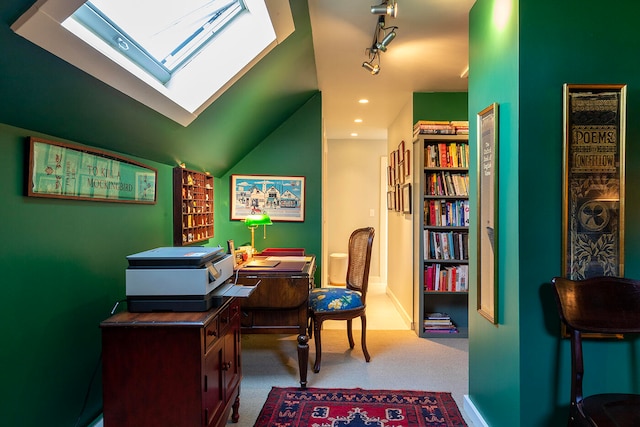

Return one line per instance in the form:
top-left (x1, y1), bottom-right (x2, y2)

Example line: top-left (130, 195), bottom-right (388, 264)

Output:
top-left (562, 84), bottom-right (626, 280)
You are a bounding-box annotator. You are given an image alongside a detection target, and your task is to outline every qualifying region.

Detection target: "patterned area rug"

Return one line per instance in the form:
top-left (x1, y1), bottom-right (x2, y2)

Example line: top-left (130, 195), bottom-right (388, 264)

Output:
top-left (254, 387), bottom-right (468, 427)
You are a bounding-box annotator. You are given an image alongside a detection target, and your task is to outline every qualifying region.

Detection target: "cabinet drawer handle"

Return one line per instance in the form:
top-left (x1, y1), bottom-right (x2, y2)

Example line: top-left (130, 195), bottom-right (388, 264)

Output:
top-left (222, 361), bottom-right (232, 371)
top-left (207, 329), bottom-right (217, 337)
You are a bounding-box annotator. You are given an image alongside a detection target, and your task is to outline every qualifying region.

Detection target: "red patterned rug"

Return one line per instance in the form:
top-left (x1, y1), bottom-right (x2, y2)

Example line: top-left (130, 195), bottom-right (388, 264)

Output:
top-left (254, 387), bottom-right (468, 427)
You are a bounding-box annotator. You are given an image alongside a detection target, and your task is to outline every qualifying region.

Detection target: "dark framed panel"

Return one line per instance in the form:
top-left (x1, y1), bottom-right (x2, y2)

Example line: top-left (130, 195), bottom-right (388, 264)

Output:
top-left (562, 84), bottom-right (626, 280)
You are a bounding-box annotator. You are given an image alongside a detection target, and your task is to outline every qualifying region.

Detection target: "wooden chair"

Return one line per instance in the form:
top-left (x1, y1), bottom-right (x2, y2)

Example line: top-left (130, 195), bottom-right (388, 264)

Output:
top-left (309, 227), bottom-right (375, 373)
top-left (551, 276), bottom-right (640, 426)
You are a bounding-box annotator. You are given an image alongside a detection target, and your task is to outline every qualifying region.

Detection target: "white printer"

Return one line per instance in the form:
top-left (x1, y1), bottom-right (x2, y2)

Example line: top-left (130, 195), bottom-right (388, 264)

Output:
top-left (125, 246), bottom-right (235, 312)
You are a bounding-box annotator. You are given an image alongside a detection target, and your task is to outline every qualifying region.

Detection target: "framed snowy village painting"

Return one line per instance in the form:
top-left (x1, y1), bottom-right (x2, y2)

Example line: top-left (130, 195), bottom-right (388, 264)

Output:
top-left (230, 174), bottom-right (306, 222)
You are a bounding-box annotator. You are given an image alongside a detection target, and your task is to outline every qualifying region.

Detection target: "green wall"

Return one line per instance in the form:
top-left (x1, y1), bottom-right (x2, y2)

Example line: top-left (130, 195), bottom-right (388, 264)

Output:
top-left (468, 0), bottom-right (520, 425)
top-left (0, 93), bottom-right (322, 426)
top-left (468, 1), bottom-right (640, 426)
top-left (0, 124), bottom-right (173, 426)
top-left (413, 92), bottom-right (469, 122)
top-left (213, 93), bottom-right (323, 280)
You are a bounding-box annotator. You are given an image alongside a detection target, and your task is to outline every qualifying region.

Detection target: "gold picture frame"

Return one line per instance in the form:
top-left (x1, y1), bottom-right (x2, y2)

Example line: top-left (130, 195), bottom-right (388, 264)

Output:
top-left (562, 84), bottom-right (626, 280)
top-left (477, 103), bottom-right (498, 325)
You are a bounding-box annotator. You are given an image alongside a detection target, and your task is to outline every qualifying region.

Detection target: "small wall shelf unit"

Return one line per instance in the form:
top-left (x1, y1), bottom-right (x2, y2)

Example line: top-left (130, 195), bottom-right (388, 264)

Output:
top-left (413, 128), bottom-right (469, 338)
top-left (173, 167), bottom-right (214, 246)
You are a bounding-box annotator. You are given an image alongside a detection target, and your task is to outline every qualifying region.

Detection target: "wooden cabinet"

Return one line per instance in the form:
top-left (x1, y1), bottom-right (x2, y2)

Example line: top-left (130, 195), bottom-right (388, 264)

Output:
top-left (101, 298), bottom-right (241, 427)
top-left (413, 133), bottom-right (470, 338)
top-left (173, 167), bottom-right (214, 246)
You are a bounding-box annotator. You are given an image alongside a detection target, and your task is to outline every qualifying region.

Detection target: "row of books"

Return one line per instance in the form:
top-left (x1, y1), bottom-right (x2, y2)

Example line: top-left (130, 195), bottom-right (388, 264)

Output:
top-left (424, 264), bottom-right (469, 293)
top-left (423, 229), bottom-right (469, 261)
top-left (425, 171), bottom-right (469, 196)
top-left (414, 120), bottom-right (469, 137)
top-left (423, 312), bottom-right (459, 334)
top-left (423, 199), bottom-right (470, 227)
top-left (424, 142), bottom-right (469, 168)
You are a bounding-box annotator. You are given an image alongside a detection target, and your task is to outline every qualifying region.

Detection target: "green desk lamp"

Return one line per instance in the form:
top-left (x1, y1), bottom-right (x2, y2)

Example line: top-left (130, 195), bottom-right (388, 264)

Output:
top-left (244, 213), bottom-right (272, 254)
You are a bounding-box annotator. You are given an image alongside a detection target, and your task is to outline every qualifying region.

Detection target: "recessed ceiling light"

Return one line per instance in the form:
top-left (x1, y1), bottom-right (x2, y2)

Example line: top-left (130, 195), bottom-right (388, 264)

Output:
top-left (358, 99), bottom-right (369, 104)
top-left (351, 133), bottom-right (358, 137)
top-left (354, 118), bottom-right (363, 123)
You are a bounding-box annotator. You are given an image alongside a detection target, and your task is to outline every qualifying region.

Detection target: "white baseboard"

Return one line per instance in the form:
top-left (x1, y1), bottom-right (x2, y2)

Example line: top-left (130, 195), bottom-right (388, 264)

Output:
top-left (384, 284), bottom-right (413, 329)
top-left (89, 414), bottom-right (103, 427)
top-left (463, 395), bottom-right (490, 427)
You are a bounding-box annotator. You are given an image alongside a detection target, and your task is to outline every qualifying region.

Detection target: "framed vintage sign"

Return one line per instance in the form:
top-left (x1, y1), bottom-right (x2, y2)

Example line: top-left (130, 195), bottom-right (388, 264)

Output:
top-left (477, 103), bottom-right (499, 324)
top-left (27, 137), bottom-right (157, 203)
top-left (230, 174), bottom-right (306, 222)
top-left (562, 84), bottom-right (626, 280)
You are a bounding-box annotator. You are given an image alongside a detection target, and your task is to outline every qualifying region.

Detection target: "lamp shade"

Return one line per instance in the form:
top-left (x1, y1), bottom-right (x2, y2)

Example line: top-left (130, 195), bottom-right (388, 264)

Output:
top-left (244, 213), bottom-right (272, 227)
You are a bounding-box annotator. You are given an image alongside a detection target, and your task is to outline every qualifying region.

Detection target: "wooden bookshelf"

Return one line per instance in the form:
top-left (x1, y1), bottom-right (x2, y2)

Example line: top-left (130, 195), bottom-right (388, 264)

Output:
top-left (413, 132), bottom-right (469, 338)
top-left (173, 167), bottom-right (214, 246)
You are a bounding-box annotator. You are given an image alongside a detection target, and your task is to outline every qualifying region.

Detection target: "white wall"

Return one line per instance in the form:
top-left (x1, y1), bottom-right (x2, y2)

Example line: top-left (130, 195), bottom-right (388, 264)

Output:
top-left (324, 138), bottom-right (386, 286)
top-left (386, 100), bottom-right (415, 328)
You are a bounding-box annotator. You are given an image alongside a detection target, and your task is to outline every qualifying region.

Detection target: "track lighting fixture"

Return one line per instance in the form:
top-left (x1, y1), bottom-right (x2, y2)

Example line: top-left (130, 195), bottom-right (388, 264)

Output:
top-left (362, 59), bottom-right (380, 75)
top-left (361, 12), bottom-right (398, 75)
top-left (371, 0), bottom-right (398, 18)
top-left (376, 27), bottom-right (397, 52)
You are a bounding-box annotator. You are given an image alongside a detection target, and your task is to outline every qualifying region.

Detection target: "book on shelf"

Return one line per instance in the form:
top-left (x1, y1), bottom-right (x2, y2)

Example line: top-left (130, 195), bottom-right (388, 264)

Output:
top-left (423, 263), bottom-right (469, 292)
top-left (424, 173), bottom-right (468, 197)
top-left (424, 142), bottom-right (469, 168)
top-left (424, 230), bottom-right (469, 261)
top-left (425, 312), bottom-right (451, 320)
top-left (423, 200), bottom-right (469, 227)
top-left (414, 120), bottom-right (468, 137)
top-left (423, 312), bottom-right (458, 333)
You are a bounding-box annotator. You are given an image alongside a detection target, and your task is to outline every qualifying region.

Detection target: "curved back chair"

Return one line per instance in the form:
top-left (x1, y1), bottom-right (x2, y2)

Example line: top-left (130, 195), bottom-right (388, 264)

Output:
top-left (551, 276), bottom-right (640, 426)
top-left (309, 227), bottom-right (375, 373)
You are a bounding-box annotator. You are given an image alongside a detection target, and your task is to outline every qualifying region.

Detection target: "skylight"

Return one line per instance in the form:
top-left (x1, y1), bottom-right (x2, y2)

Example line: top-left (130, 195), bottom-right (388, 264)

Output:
top-left (12, 0), bottom-right (294, 126)
top-left (71, 0), bottom-right (247, 83)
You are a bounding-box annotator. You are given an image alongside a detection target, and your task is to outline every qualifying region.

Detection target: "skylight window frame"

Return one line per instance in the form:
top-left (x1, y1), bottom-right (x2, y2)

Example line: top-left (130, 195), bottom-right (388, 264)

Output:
top-left (11, 0), bottom-right (294, 126)
top-left (71, 0), bottom-right (248, 84)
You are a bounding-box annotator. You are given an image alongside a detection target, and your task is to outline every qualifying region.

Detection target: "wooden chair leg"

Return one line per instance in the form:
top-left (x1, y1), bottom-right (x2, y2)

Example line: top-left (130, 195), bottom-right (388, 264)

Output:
top-left (313, 317), bottom-right (323, 373)
top-left (361, 315), bottom-right (371, 362)
top-left (346, 319), bottom-right (355, 349)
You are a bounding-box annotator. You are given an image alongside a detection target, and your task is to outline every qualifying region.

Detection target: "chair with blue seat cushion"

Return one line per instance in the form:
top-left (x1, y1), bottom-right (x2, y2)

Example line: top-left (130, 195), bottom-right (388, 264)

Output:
top-left (309, 227), bottom-right (375, 373)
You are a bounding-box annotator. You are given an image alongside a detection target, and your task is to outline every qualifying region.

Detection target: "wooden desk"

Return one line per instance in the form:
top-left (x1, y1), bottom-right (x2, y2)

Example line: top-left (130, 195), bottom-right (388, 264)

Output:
top-left (237, 255), bottom-right (315, 388)
top-left (101, 298), bottom-right (241, 427)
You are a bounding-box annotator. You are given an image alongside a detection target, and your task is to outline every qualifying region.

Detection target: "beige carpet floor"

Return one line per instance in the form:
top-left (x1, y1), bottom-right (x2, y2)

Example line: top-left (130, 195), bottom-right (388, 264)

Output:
top-left (228, 283), bottom-right (472, 426)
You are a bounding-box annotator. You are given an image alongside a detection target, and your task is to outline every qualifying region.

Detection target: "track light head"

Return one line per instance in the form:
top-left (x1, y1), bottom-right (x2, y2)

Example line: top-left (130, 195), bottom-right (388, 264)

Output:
top-left (371, 0), bottom-right (397, 18)
top-left (376, 29), bottom-right (397, 52)
top-left (362, 61), bottom-right (380, 75)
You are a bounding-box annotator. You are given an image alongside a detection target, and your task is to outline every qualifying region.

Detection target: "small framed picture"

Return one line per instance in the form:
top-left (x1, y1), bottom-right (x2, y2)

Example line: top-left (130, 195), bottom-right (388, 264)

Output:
top-left (402, 183), bottom-right (411, 213)
top-left (227, 239), bottom-right (237, 267)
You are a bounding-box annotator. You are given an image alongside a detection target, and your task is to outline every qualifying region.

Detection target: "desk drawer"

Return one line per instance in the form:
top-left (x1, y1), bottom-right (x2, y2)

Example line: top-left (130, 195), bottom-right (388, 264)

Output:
top-left (241, 277), bottom-right (310, 309)
top-left (204, 316), bottom-right (219, 352)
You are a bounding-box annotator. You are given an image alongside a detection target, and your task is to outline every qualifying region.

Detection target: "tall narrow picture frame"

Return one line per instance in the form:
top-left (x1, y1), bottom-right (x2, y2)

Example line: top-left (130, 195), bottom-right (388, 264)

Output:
top-left (562, 84), bottom-right (626, 280)
top-left (477, 103), bottom-right (498, 324)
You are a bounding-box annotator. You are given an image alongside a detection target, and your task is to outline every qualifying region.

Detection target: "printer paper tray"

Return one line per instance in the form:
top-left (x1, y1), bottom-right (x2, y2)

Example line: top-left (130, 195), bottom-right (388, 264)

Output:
top-left (127, 282), bottom-right (258, 312)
